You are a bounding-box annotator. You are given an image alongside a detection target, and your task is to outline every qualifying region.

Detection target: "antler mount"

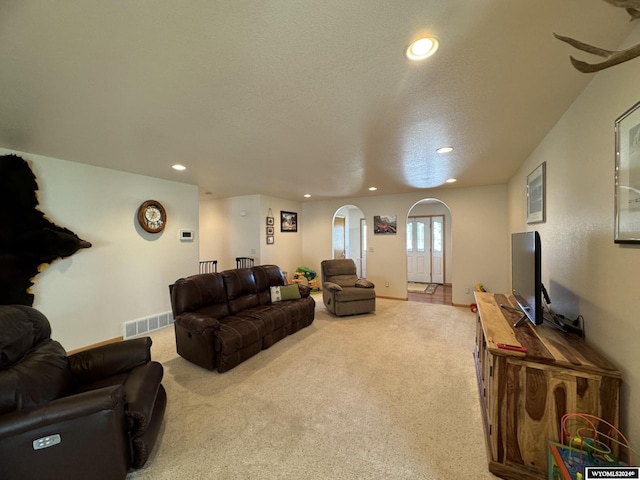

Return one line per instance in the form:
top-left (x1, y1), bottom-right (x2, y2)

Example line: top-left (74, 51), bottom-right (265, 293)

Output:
top-left (555, 0), bottom-right (640, 73)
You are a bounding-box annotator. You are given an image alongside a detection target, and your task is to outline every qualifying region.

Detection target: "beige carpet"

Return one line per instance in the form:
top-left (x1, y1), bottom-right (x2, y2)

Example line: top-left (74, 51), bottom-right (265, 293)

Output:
top-left (127, 295), bottom-right (498, 480)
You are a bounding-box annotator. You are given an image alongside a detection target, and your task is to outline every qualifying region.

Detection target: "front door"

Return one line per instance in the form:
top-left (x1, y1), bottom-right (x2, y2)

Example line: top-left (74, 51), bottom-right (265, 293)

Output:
top-left (431, 216), bottom-right (444, 284)
top-left (407, 217), bottom-right (430, 283)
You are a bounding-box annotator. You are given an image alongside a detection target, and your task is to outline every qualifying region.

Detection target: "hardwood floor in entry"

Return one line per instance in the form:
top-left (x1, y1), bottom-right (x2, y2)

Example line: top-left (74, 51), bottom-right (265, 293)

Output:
top-left (407, 283), bottom-right (452, 305)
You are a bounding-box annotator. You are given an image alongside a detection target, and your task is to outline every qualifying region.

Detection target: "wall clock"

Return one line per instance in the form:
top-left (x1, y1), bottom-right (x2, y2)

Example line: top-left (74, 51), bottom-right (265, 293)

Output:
top-left (137, 200), bottom-right (166, 233)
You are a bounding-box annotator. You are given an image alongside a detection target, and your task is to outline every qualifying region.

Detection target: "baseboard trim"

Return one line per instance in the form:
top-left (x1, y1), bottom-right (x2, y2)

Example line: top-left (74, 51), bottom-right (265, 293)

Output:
top-left (376, 295), bottom-right (407, 301)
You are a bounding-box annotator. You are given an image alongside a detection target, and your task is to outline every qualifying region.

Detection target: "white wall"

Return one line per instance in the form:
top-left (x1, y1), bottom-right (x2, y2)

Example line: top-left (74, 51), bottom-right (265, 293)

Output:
top-left (199, 194), bottom-right (303, 275)
top-left (507, 23), bottom-right (640, 450)
top-left (258, 195), bottom-right (304, 276)
top-left (301, 185), bottom-right (509, 304)
top-left (199, 197), bottom-right (228, 267)
top-left (1, 148), bottom-right (199, 350)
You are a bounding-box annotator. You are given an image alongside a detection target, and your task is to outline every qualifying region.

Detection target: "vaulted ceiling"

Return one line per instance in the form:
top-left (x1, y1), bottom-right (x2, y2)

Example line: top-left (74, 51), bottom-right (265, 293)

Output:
top-left (0, 1), bottom-right (635, 201)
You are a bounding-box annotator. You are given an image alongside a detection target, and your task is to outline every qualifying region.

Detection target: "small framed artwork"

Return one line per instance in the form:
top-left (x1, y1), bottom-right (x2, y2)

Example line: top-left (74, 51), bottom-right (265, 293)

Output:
top-left (266, 235), bottom-right (274, 245)
top-left (615, 101), bottom-right (640, 243)
top-left (281, 211), bottom-right (297, 232)
top-left (266, 226), bottom-right (274, 235)
top-left (373, 215), bottom-right (397, 234)
top-left (266, 216), bottom-right (274, 226)
top-left (527, 162), bottom-right (546, 224)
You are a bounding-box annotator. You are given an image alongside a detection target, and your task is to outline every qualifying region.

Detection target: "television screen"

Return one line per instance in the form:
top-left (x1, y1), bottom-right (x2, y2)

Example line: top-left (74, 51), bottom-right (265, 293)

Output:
top-left (511, 231), bottom-right (543, 326)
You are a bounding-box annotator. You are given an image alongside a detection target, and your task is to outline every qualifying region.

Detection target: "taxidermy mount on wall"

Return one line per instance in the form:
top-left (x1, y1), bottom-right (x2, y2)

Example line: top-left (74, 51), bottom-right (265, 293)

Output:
top-left (0, 154), bottom-right (92, 306)
top-left (555, 0), bottom-right (640, 72)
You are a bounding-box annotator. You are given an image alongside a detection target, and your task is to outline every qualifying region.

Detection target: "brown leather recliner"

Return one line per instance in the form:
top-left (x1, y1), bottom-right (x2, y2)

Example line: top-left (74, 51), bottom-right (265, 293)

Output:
top-left (0, 305), bottom-right (167, 480)
top-left (321, 259), bottom-right (376, 316)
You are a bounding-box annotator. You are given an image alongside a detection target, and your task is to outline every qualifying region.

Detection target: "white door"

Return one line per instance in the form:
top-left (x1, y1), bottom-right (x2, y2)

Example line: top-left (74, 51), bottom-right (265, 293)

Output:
top-left (407, 217), bottom-right (430, 283)
top-left (431, 216), bottom-right (444, 284)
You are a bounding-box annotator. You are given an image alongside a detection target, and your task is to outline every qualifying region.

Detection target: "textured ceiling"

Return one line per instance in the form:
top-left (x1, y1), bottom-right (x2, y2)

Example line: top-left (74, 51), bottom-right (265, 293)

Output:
top-left (0, 1), bottom-right (635, 200)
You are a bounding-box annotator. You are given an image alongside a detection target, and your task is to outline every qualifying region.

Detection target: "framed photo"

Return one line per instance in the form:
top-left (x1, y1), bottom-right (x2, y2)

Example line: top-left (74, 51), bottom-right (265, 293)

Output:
top-left (373, 215), bottom-right (397, 234)
top-left (266, 226), bottom-right (274, 235)
top-left (615, 101), bottom-right (640, 243)
top-left (266, 216), bottom-right (274, 226)
top-left (527, 162), bottom-right (546, 224)
top-left (280, 211), bottom-right (297, 232)
top-left (266, 235), bottom-right (274, 245)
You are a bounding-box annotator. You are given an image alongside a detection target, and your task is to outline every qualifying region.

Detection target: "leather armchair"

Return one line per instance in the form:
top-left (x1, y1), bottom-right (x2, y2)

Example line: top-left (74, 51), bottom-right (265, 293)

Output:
top-left (321, 259), bottom-right (375, 316)
top-left (0, 305), bottom-right (166, 480)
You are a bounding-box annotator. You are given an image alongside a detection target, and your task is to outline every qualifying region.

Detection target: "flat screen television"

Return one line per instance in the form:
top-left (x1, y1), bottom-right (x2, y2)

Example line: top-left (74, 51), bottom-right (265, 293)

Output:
top-left (511, 231), bottom-right (543, 326)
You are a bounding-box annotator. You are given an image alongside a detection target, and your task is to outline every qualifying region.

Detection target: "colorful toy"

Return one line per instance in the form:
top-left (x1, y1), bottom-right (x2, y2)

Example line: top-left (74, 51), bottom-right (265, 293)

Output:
top-left (295, 266), bottom-right (316, 280)
top-left (548, 413), bottom-right (637, 479)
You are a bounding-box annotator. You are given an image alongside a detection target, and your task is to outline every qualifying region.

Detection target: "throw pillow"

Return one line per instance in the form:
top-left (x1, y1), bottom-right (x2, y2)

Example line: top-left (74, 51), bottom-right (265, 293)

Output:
top-left (270, 284), bottom-right (301, 302)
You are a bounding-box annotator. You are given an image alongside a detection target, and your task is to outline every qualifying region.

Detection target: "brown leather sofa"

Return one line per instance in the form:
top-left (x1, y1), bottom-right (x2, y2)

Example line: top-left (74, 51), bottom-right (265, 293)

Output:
top-left (321, 259), bottom-right (376, 316)
top-left (170, 264), bottom-right (315, 373)
top-left (0, 305), bottom-right (166, 480)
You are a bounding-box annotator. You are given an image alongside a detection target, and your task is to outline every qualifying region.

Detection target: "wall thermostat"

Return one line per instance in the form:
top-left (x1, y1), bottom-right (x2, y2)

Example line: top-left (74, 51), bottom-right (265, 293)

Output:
top-left (179, 230), bottom-right (194, 242)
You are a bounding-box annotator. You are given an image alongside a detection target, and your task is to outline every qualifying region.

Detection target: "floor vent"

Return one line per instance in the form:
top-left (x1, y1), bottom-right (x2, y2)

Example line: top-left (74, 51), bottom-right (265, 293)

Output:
top-left (123, 311), bottom-right (173, 340)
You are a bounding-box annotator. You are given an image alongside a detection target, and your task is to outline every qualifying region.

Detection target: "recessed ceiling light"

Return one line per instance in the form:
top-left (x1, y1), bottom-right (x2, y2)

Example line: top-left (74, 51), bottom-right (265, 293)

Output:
top-left (406, 37), bottom-right (439, 61)
top-left (172, 164), bottom-right (186, 171)
top-left (436, 146), bottom-right (454, 154)
top-left (445, 178), bottom-right (457, 183)
top-left (368, 187), bottom-right (378, 191)
top-left (304, 194), bottom-right (311, 198)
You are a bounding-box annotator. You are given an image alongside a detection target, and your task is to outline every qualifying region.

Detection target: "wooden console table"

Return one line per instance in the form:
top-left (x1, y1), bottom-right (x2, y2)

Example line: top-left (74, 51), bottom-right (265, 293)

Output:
top-left (473, 292), bottom-right (621, 480)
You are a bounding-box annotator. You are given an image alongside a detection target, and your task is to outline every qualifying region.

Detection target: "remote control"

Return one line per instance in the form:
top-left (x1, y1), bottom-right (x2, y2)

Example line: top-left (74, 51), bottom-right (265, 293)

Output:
top-left (497, 343), bottom-right (527, 353)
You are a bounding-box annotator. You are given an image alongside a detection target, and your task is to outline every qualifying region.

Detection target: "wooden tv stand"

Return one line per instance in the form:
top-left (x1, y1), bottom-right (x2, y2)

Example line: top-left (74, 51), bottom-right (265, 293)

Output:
top-left (473, 292), bottom-right (621, 480)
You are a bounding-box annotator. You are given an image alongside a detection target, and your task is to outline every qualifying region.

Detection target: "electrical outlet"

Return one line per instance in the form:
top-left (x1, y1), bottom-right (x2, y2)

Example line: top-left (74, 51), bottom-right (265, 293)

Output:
top-left (385, 282), bottom-right (389, 287)
top-left (465, 287), bottom-right (470, 294)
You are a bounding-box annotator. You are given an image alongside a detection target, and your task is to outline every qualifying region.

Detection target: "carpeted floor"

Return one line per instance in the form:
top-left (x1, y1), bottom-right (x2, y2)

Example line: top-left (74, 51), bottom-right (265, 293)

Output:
top-left (127, 295), bottom-right (498, 480)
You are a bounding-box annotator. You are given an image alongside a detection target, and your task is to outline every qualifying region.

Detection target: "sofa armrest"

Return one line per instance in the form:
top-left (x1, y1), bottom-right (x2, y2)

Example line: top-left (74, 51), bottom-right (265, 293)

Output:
top-left (123, 362), bottom-right (164, 438)
top-left (297, 284), bottom-right (312, 298)
top-left (0, 385), bottom-right (130, 480)
top-left (68, 337), bottom-right (152, 384)
top-left (174, 312), bottom-right (221, 333)
top-left (0, 384), bottom-right (125, 439)
top-left (355, 279), bottom-right (375, 288)
top-left (323, 282), bottom-right (343, 292)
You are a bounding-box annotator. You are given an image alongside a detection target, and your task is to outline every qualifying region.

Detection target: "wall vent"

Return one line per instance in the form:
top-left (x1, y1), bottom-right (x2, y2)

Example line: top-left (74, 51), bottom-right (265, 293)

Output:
top-left (123, 311), bottom-right (174, 340)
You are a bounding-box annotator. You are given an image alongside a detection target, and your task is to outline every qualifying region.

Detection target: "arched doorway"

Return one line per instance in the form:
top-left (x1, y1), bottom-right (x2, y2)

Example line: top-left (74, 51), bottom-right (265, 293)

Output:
top-left (332, 205), bottom-right (367, 278)
top-left (406, 199), bottom-right (452, 305)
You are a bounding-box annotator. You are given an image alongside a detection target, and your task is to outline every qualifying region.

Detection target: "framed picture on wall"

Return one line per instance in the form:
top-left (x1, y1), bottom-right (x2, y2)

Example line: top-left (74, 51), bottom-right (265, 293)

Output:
top-left (373, 215), bottom-right (397, 234)
top-left (526, 162), bottom-right (545, 224)
top-left (615, 101), bottom-right (640, 243)
top-left (266, 226), bottom-right (274, 235)
top-left (281, 211), bottom-right (297, 232)
top-left (266, 235), bottom-right (274, 245)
